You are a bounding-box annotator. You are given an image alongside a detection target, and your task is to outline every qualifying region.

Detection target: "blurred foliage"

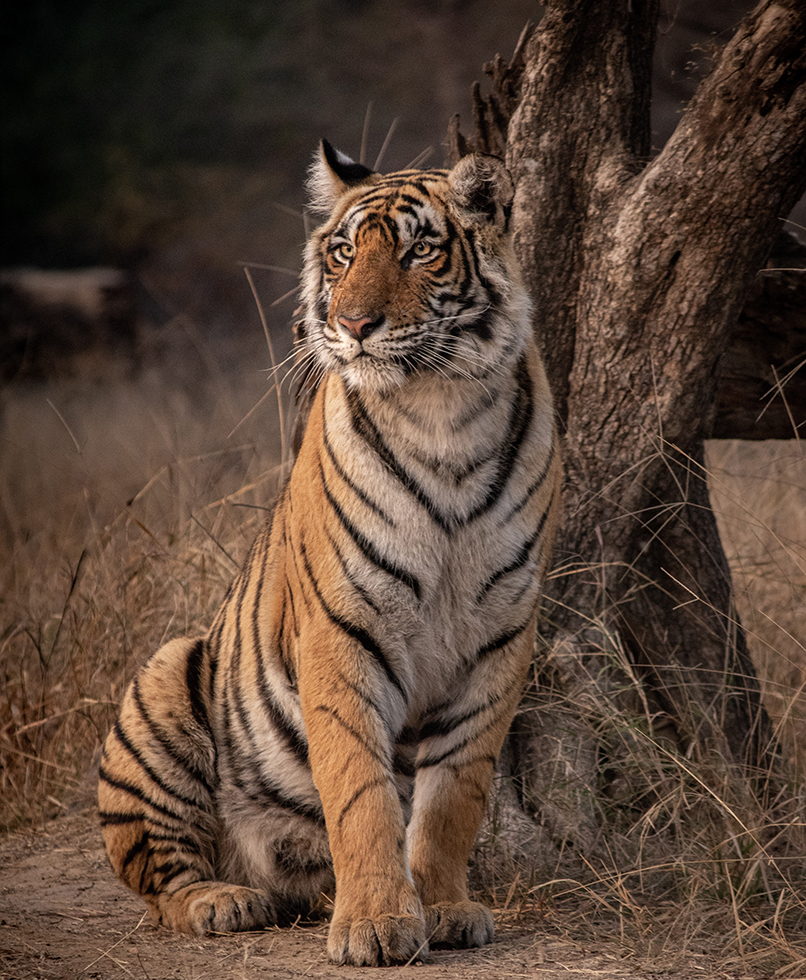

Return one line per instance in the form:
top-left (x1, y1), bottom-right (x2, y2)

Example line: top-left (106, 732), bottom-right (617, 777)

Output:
top-left (2, 0), bottom-right (298, 263)
top-left (1, 0), bottom-right (536, 267)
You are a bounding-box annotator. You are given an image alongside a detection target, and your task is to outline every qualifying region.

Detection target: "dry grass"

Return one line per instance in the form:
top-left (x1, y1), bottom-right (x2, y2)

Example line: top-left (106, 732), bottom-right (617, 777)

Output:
top-left (1, 350), bottom-right (805, 975)
top-left (479, 440), bottom-right (806, 975)
top-left (0, 354), bottom-right (289, 829)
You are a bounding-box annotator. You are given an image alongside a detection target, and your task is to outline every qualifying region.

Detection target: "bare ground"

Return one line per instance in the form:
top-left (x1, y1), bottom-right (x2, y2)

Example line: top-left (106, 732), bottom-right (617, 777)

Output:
top-left (0, 809), bottom-right (772, 980)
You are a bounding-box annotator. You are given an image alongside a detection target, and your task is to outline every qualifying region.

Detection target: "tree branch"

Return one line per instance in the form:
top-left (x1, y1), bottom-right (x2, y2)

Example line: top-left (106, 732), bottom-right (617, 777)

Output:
top-left (563, 0), bottom-right (806, 500)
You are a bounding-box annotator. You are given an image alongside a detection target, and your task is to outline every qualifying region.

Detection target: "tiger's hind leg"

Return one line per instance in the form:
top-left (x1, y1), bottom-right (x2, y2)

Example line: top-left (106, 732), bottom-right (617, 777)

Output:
top-left (98, 637), bottom-right (277, 935)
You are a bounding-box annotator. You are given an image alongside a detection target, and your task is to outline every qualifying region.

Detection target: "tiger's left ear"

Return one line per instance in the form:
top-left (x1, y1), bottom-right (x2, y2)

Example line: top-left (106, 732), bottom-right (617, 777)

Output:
top-left (307, 140), bottom-right (376, 215)
top-left (448, 154), bottom-right (514, 232)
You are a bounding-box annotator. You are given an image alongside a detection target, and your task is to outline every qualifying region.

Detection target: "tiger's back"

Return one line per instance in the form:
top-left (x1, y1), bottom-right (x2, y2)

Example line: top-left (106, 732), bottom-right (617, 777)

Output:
top-left (99, 143), bottom-right (560, 967)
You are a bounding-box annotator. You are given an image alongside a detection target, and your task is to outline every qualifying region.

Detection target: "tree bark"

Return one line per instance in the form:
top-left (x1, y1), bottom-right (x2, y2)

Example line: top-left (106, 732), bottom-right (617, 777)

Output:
top-left (453, 0), bottom-right (806, 858)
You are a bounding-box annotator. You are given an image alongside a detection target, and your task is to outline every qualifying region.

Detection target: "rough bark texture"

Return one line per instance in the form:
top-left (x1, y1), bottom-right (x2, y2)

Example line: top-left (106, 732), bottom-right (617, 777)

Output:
top-left (451, 0), bottom-right (806, 858)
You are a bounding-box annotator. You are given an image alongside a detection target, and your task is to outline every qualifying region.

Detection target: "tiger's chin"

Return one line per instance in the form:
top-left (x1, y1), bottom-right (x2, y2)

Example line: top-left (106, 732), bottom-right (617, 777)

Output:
top-left (338, 357), bottom-right (409, 395)
top-left (335, 345), bottom-right (500, 396)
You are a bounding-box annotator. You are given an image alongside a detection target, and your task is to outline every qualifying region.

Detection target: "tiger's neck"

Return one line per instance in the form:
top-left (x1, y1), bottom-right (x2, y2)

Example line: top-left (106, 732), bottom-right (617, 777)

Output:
top-left (331, 354), bottom-right (529, 467)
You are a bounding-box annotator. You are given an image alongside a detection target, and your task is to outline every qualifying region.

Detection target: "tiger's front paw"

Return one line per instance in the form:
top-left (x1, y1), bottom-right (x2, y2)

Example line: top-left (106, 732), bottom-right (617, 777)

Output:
top-left (327, 912), bottom-right (429, 966)
top-left (425, 900), bottom-right (494, 949)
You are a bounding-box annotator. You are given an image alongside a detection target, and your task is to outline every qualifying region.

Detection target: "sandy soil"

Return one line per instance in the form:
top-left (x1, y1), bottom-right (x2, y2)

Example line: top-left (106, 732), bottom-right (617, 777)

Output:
top-left (0, 808), bottom-right (769, 980)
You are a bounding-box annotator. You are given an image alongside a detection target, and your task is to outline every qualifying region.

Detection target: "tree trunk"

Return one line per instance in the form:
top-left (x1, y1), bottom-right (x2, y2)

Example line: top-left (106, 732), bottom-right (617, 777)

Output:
top-left (451, 1), bottom-right (806, 862)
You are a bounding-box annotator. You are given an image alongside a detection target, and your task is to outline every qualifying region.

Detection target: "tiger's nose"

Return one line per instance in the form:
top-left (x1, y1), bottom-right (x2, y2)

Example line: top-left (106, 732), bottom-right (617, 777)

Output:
top-left (337, 314), bottom-right (384, 341)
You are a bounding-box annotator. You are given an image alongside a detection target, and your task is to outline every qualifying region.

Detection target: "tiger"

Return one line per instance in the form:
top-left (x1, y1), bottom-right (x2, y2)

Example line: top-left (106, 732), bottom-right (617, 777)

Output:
top-left (98, 140), bottom-right (561, 967)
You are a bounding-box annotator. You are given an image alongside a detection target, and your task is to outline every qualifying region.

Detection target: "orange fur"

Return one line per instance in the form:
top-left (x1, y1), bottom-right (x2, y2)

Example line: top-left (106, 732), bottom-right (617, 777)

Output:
top-left (99, 145), bottom-right (560, 966)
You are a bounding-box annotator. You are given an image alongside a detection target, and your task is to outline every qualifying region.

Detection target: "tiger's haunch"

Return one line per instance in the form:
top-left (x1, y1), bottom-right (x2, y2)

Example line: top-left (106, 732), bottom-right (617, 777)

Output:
top-left (98, 141), bottom-right (561, 967)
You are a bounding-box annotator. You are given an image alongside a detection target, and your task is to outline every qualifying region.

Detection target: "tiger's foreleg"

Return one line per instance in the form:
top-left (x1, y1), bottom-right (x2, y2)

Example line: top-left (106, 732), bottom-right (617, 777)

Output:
top-left (98, 638), bottom-right (277, 934)
top-left (408, 626), bottom-right (536, 949)
top-left (299, 643), bottom-right (427, 967)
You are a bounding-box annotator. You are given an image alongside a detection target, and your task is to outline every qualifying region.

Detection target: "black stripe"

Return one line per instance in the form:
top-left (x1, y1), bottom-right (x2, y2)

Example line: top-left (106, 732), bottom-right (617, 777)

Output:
top-left (186, 640), bottom-right (211, 739)
top-left (314, 703), bottom-right (388, 766)
top-left (455, 387), bottom-right (501, 431)
top-left (221, 672), bottom-right (324, 825)
top-left (147, 831), bottom-right (204, 854)
top-left (417, 733), bottom-right (500, 770)
top-left (207, 614), bottom-right (226, 660)
top-left (279, 610), bottom-right (298, 690)
top-left (345, 387), bottom-right (454, 533)
top-left (456, 306), bottom-right (494, 342)
top-left (398, 191), bottom-right (431, 207)
top-left (419, 697), bottom-right (499, 742)
top-left (138, 848), bottom-right (153, 893)
top-left (98, 811), bottom-right (188, 839)
top-left (444, 214), bottom-right (473, 300)
top-left (321, 399), bottom-right (395, 526)
top-left (337, 777), bottom-right (389, 829)
top-left (392, 745), bottom-right (416, 779)
top-left (298, 535), bottom-right (408, 703)
top-left (226, 562), bottom-right (254, 746)
top-left (286, 526), bottom-right (313, 612)
top-left (504, 442), bottom-right (557, 521)
top-left (476, 506), bottom-right (550, 602)
top-left (222, 634), bottom-right (321, 823)
top-left (110, 720), bottom-right (202, 809)
top-left (254, 651), bottom-right (310, 767)
top-left (285, 581), bottom-right (300, 637)
top-left (470, 621), bottom-right (530, 666)
top-left (222, 620), bottom-right (263, 787)
top-left (335, 670), bottom-right (385, 721)
top-left (131, 678), bottom-right (215, 795)
top-left (152, 860), bottom-right (193, 888)
top-left (120, 833), bottom-right (150, 876)
top-left (98, 810), bottom-right (143, 826)
top-left (232, 766), bottom-right (325, 825)
top-left (396, 725), bottom-right (421, 746)
top-left (381, 213), bottom-right (400, 246)
top-left (326, 530), bottom-right (381, 614)
top-left (249, 568), bottom-right (309, 766)
top-left (319, 461), bottom-right (421, 600)
top-left (465, 356), bottom-right (534, 524)
top-left (407, 442), bottom-right (493, 486)
top-left (465, 226), bottom-right (500, 297)
top-left (97, 766), bottom-right (186, 822)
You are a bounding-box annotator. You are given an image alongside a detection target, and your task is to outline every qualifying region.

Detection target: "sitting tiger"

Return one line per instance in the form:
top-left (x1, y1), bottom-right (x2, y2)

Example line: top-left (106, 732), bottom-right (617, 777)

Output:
top-left (98, 141), bottom-right (560, 967)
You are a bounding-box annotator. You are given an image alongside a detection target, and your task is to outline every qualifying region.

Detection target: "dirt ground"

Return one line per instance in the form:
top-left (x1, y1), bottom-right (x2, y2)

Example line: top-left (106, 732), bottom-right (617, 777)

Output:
top-left (0, 808), bottom-right (773, 980)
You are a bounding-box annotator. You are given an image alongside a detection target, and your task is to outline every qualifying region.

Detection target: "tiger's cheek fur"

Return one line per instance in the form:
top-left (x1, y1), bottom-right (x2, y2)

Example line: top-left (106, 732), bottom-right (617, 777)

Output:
top-left (98, 146), bottom-right (561, 967)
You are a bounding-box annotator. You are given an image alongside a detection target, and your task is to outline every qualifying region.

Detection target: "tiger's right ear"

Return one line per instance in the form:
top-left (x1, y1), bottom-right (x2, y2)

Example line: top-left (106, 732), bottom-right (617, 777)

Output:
top-left (307, 140), bottom-right (376, 215)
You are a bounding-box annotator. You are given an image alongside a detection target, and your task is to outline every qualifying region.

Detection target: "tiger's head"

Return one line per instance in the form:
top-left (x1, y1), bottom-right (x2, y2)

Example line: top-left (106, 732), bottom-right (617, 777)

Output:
top-left (299, 140), bottom-right (532, 395)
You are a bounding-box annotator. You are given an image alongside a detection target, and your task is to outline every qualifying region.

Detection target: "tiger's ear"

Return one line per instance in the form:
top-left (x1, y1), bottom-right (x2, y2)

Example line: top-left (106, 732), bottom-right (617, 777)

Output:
top-left (307, 140), bottom-right (376, 215)
top-left (448, 154), bottom-right (514, 232)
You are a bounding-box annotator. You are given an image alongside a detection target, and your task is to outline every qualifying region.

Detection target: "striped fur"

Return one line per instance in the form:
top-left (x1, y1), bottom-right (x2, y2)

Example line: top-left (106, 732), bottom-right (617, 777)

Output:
top-left (98, 143), bottom-right (561, 967)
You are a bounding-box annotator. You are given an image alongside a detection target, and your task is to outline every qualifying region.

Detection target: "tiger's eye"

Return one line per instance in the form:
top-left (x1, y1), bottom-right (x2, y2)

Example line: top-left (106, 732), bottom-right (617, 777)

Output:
top-left (332, 242), bottom-right (354, 263)
top-left (413, 241), bottom-right (434, 257)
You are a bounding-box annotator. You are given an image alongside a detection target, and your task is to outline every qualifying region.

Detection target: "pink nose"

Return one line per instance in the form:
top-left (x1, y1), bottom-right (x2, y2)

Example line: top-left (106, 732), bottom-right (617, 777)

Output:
top-left (337, 315), bottom-right (382, 341)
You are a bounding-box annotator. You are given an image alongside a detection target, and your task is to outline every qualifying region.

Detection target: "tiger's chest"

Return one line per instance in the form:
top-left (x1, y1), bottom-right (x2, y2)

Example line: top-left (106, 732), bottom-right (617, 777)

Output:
top-left (286, 356), bottom-right (554, 716)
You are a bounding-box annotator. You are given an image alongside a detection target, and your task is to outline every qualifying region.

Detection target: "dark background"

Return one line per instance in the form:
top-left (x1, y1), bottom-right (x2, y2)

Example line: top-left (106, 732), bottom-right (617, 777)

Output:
top-left (3, 0), bottom-right (797, 374)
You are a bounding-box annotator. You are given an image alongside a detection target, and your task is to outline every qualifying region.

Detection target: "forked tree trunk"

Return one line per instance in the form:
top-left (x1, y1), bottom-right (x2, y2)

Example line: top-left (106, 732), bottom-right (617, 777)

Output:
top-left (449, 1), bottom-right (806, 857)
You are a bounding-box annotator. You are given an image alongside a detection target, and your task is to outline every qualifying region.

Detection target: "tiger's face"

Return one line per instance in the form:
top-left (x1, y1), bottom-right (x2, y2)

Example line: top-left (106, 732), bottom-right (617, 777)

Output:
top-left (300, 142), bottom-right (532, 395)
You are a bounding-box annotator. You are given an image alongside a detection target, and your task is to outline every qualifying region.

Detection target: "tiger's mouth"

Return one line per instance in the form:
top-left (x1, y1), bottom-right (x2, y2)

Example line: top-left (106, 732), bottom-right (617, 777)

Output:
top-left (315, 300), bottom-right (512, 394)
